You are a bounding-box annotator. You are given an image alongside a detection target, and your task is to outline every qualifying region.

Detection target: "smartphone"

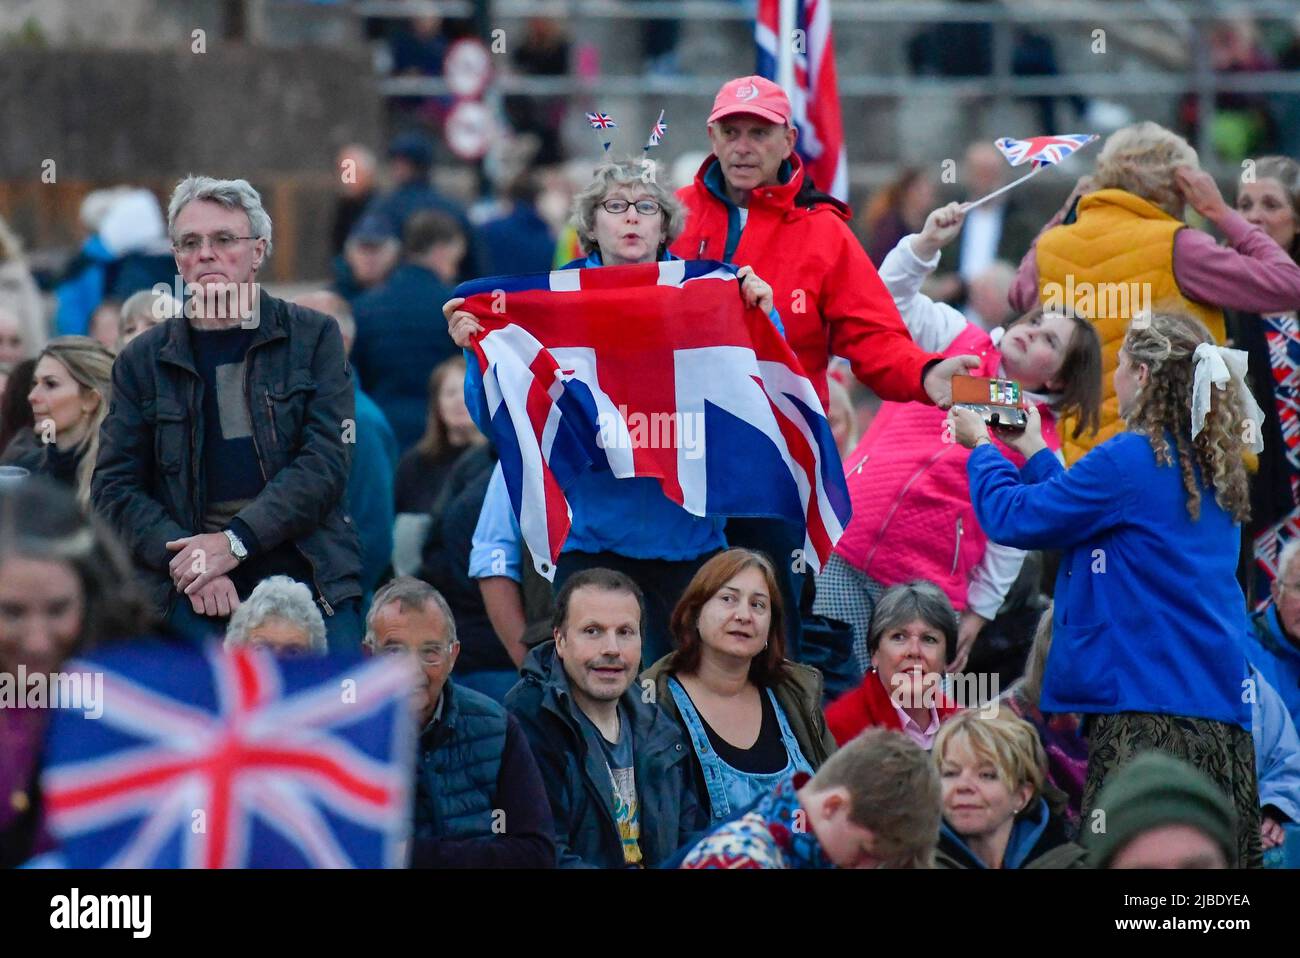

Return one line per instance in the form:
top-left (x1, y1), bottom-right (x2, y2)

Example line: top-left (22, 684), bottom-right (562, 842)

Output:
top-left (952, 375), bottom-right (1029, 429)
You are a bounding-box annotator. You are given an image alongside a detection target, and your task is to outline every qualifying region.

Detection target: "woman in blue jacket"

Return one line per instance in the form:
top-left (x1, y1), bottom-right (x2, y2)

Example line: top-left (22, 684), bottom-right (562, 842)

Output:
top-left (948, 311), bottom-right (1264, 867)
top-left (443, 157), bottom-right (777, 668)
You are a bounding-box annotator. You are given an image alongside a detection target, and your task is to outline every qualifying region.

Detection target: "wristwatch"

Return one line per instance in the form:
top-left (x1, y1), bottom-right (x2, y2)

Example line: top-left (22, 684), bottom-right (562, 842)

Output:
top-left (223, 529), bottom-right (248, 562)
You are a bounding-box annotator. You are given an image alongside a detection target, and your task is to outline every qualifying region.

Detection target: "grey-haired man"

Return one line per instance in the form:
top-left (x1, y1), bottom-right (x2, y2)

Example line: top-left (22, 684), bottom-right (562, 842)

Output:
top-left (93, 175), bottom-right (364, 651)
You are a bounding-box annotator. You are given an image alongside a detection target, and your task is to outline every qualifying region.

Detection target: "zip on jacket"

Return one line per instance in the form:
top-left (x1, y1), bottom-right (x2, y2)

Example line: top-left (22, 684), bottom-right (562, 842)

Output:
top-left (243, 340), bottom-right (335, 617)
top-left (860, 443), bottom-right (956, 574)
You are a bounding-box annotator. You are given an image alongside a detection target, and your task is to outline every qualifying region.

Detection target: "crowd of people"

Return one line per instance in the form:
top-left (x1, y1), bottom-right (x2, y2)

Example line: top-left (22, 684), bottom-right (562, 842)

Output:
top-left (4, 67), bottom-right (1300, 871)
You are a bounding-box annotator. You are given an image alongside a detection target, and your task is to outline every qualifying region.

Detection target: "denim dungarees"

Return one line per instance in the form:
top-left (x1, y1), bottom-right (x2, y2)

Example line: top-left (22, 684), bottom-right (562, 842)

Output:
top-left (668, 676), bottom-right (815, 823)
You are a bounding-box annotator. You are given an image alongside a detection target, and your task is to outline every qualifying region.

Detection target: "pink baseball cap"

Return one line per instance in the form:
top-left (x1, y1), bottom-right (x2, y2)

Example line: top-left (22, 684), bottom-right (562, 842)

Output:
top-left (708, 75), bottom-right (792, 126)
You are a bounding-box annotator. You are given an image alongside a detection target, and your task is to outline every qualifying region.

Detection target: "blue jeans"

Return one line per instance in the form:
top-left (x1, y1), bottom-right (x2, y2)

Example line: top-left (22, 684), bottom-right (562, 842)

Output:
top-left (455, 668), bottom-right (522, 704)
top-left (166, 593), bottom-right (363, 655)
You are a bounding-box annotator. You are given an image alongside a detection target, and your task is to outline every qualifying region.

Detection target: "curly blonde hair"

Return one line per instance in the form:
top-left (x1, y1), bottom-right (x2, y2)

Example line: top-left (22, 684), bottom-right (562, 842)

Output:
top-left (1120, 313), bottom-right (1250, 522)
top-left (1092, 121), bottom-right (1199, 218)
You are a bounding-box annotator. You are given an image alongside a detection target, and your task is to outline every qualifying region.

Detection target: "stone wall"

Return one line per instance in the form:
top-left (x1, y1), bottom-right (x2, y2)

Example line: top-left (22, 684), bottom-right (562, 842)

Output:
top-left (0, 44), bottom-right (383, 281)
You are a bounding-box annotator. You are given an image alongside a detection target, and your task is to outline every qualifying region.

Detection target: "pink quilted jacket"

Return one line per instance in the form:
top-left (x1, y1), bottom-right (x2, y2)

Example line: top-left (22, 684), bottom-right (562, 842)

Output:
top-left (833, 324), bottom-right (1060, 610)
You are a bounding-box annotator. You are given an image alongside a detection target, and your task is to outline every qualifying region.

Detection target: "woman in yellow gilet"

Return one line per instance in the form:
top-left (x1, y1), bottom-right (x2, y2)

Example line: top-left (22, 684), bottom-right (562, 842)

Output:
top-left (1010, 122), bottom-right (1300, 464)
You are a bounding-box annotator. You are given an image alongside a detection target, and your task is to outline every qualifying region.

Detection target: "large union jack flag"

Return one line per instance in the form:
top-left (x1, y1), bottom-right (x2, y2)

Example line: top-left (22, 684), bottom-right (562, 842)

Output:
top-left (756, 0), bottom-right (847, 200)
top-left (455, 260), bottom-right (852, 580)
top-left (995, 134), bottom-right (1098, 169)
top-left (40, 642), bottom-right (416, 868)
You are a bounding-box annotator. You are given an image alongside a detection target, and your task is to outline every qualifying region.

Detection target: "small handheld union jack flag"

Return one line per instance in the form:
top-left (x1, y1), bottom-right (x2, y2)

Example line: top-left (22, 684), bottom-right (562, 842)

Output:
top-left (995, 133), bottom-right (1098, 169)
top-left (645, 110), bottom-right (667, 151)
top-left (586, 111), bottom-right (618, 153)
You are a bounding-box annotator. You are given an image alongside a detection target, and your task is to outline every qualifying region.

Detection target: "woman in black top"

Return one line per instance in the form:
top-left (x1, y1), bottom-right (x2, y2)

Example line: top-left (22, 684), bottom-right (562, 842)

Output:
top-left (391, 354), bottom-right (486, 575)
top-left (1226, 156), bottom-right (1300, 606)
top-left (641, 549), bottom-right (838, 824)
top-left (0, 358), bottom-right (36, 463)
top-left (12, 338), bottom-right (112, 508)
top-left (394, 354), bottom-right (485, 514)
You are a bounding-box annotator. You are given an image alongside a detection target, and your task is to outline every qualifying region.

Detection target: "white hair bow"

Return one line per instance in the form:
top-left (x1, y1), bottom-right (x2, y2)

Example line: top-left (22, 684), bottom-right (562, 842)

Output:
top-left (1191, 342), bottom-right (1265, 454)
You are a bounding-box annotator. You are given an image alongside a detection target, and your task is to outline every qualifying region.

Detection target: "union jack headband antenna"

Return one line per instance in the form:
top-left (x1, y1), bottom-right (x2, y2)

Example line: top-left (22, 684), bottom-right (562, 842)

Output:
top-left (585, 111), bottom-right (619, 154)
top-left (643, 109), bottom-right (668, 154)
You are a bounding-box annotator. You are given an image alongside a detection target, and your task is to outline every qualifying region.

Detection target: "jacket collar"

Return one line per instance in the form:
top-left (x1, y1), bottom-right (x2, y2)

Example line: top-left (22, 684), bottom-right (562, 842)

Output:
top-left (420, 679), bottom-right (458, 746)
top-left (1078, 188), bottom-right (1181, 224)
top-left (569, 248), bottom-right (682, 270)
top-left (755, 772), bottom-right (834, 869)
top-left (698, 154), bottom-right (801, 214)
top-left (157, 286), bottom-right (287, 373)
top-left (858, 668), bottom-right (960, 730)
top-left (643, 652), bottom-right (823, 724)
top-left (939, 795), bottom-right (1050, 869)
top-left (1260, 605), bottom-right (1300, 663)
top-left (524, 640), bottom-right (669, 748)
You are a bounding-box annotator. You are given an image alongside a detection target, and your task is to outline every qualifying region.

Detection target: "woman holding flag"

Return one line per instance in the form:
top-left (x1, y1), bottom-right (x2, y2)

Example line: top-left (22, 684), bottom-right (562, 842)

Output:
top-left (445, 148), bottom-right (779, 669)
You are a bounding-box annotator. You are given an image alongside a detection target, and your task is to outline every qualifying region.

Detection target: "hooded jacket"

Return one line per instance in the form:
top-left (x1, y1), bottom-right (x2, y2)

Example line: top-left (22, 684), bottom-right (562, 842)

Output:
top-left (504, 641), bottom-right (708, 868)
top-left (934, 796), bottom-right (1087, 869)
top-left (1246, 606), bottom-right (1300, 724)
top-left (672, 154), bottom-right (942, 413)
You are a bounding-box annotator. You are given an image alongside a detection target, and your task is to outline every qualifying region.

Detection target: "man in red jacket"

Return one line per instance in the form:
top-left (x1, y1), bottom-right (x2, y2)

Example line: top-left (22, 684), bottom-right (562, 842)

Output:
top-left (671, 75), bottom-right (978, 657)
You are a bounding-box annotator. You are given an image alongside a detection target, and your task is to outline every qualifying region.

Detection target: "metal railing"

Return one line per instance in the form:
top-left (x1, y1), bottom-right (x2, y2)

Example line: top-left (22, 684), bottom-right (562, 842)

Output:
top-left (354, 0), bottom-right (1300, 166)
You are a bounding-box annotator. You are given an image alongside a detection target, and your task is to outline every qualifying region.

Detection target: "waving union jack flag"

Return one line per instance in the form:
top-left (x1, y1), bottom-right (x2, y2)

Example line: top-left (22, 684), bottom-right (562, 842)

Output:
top-left (40, 642), bottom-right (416, 868)
top-left (455, 260), bottom-right (852, 580)
top-left (995, 134), bottom-right (1098, 169)
top-left (586, 112), bottom-right (617, 130)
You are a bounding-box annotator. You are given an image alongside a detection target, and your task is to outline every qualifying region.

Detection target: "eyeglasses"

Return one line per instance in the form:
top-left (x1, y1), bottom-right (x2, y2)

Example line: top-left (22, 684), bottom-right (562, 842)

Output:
top-left (173, 232), bottom-right (258, 255)
top-left (600, 199), bottom-right (662, 216)
top-left (379, 641), bottom-right (458, 666)
top-left (247, 641), bottom-right (311, 658)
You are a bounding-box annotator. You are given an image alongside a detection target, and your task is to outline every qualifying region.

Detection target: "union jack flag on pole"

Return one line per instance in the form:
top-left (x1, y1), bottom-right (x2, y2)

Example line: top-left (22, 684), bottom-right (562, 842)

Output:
top-left (40, 642), bottom-right (416, 868)
top-left (756, 0), bottom-right (847, 200)
top-left (995, 133), bottom-right (1099, 169)
top-left (962, 133), bottom-right (1099, 211)
top-left (454, 261), bottom-right (852, 579)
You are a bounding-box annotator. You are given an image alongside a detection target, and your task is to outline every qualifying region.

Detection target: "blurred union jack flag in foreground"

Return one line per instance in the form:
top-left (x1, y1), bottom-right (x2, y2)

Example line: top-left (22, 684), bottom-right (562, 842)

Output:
top-left (995, 134), bottom-right (1098, 169)
top-left (454, 260), bottom-right (852, 579)
top-left (40, 642), bottom-right (415, 868)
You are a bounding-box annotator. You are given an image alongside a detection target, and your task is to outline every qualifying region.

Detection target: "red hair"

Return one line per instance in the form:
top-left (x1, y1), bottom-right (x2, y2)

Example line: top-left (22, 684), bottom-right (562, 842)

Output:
top-left (667, 549), bottom-right (787, 686)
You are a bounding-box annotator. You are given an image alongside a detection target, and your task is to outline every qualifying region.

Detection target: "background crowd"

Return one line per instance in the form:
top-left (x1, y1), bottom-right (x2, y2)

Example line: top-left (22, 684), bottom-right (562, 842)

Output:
top-left (4, 2), bottom-right (1300, 872)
